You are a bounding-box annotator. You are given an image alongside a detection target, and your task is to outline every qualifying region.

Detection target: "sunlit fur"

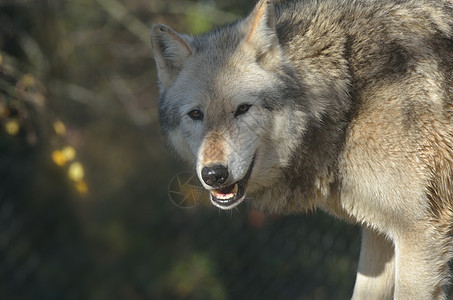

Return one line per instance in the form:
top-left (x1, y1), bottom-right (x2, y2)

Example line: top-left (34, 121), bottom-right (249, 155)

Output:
top-left (151, 0), bottom-right (453, 298)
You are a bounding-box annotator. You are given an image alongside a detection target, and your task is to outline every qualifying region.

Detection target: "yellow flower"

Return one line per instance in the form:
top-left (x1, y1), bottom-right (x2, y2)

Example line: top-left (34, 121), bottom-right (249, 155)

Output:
top-left (62, 146), bottom-right (76, 161)
top-left (68, 162), bottom-right (84, 182)
top-left (51, 150), bottom-right (67, 166)
top-left (5, 119), bottom-right (19, 135)
top-left (53, 121), bottom-right (66, 136)
top-left (75, 180), bottom-right (88, 194)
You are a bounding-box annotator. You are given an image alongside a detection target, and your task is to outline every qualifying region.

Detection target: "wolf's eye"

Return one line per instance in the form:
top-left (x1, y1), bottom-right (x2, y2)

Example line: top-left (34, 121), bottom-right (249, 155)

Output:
top-left (188, 109), bottom-right (203, 121)
top-left (234, 104), bottom-right (252, 117)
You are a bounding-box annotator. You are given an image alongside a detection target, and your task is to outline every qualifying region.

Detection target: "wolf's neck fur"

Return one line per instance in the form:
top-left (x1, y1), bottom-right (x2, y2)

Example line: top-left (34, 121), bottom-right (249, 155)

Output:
top-left (250, 2), bottom-right (356, 215)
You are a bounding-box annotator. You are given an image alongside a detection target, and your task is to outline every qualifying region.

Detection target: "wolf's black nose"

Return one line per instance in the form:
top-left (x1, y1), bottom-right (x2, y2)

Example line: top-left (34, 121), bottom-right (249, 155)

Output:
top-left (201, 165), bottom-right (228, 187)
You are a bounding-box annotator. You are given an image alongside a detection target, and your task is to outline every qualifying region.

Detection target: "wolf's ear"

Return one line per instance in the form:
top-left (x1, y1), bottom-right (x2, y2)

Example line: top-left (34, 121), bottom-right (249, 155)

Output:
top-left (151, 24), bottom-right (193, 90)
top-left (243, 0), bottom-right (280, 62)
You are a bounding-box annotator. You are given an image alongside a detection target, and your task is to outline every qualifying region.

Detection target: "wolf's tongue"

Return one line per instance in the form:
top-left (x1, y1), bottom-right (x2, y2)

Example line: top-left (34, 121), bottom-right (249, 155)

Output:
top-left (212, 183), bottom-right (238, 199)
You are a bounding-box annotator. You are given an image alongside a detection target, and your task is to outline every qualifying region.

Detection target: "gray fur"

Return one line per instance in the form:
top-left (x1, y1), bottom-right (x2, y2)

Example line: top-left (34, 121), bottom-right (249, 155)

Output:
top-left (151, 0), bottom-right (453, 298)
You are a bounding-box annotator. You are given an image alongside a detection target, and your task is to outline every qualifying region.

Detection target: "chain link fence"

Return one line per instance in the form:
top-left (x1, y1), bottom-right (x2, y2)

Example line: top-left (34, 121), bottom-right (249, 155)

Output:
top-left (1, 151), bottom-right (362, 299)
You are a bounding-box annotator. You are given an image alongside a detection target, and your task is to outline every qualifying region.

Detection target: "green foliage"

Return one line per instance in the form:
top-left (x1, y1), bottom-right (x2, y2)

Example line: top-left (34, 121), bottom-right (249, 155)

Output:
top-left (185, 6), bottom-right (214, 34)
top-left (164, 253), bottom-right (226, 300)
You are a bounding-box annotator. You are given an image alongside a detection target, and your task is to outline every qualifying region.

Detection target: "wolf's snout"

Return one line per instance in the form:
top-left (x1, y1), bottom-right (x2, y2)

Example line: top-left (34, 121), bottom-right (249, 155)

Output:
top-left (201, 165), bottom-right (229, 187)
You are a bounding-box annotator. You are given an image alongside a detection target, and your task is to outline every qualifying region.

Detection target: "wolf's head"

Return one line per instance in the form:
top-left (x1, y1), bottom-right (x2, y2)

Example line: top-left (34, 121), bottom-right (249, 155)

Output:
top-left (151, 0), bottom-right (316, 210)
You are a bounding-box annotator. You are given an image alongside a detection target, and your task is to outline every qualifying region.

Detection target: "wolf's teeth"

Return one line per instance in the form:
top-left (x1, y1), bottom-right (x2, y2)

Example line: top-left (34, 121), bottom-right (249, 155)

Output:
top-left (219, 193), bottom-right (233, 200)
top-left (232, 183), bottom-right (238, 194)
top-left (212, 183), bottom-right (239, 200)
top-left (213, 191), bottom-right (234, 200)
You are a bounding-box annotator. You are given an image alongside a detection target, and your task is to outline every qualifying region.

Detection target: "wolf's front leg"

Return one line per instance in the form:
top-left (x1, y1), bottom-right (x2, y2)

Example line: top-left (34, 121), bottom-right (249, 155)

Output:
top-left (351, 227), bottom-right (395, 300)
top-left (393, 228), bottom-right (451, 300)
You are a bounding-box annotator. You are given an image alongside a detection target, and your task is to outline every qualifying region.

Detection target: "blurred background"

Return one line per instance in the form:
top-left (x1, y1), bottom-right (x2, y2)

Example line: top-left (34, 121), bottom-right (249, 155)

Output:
top-left (0, 0), bottom-right (364, 299)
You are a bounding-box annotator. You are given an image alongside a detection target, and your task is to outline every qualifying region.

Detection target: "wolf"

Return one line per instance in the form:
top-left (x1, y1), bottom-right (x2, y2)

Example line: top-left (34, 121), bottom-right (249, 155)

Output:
top-left (150, 0), bottom-right (453, 298)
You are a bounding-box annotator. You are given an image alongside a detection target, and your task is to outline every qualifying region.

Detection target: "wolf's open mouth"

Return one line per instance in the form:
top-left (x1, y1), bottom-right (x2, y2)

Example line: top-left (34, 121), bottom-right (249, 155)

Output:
top-left (210, 156), bottom-right (255, 209)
